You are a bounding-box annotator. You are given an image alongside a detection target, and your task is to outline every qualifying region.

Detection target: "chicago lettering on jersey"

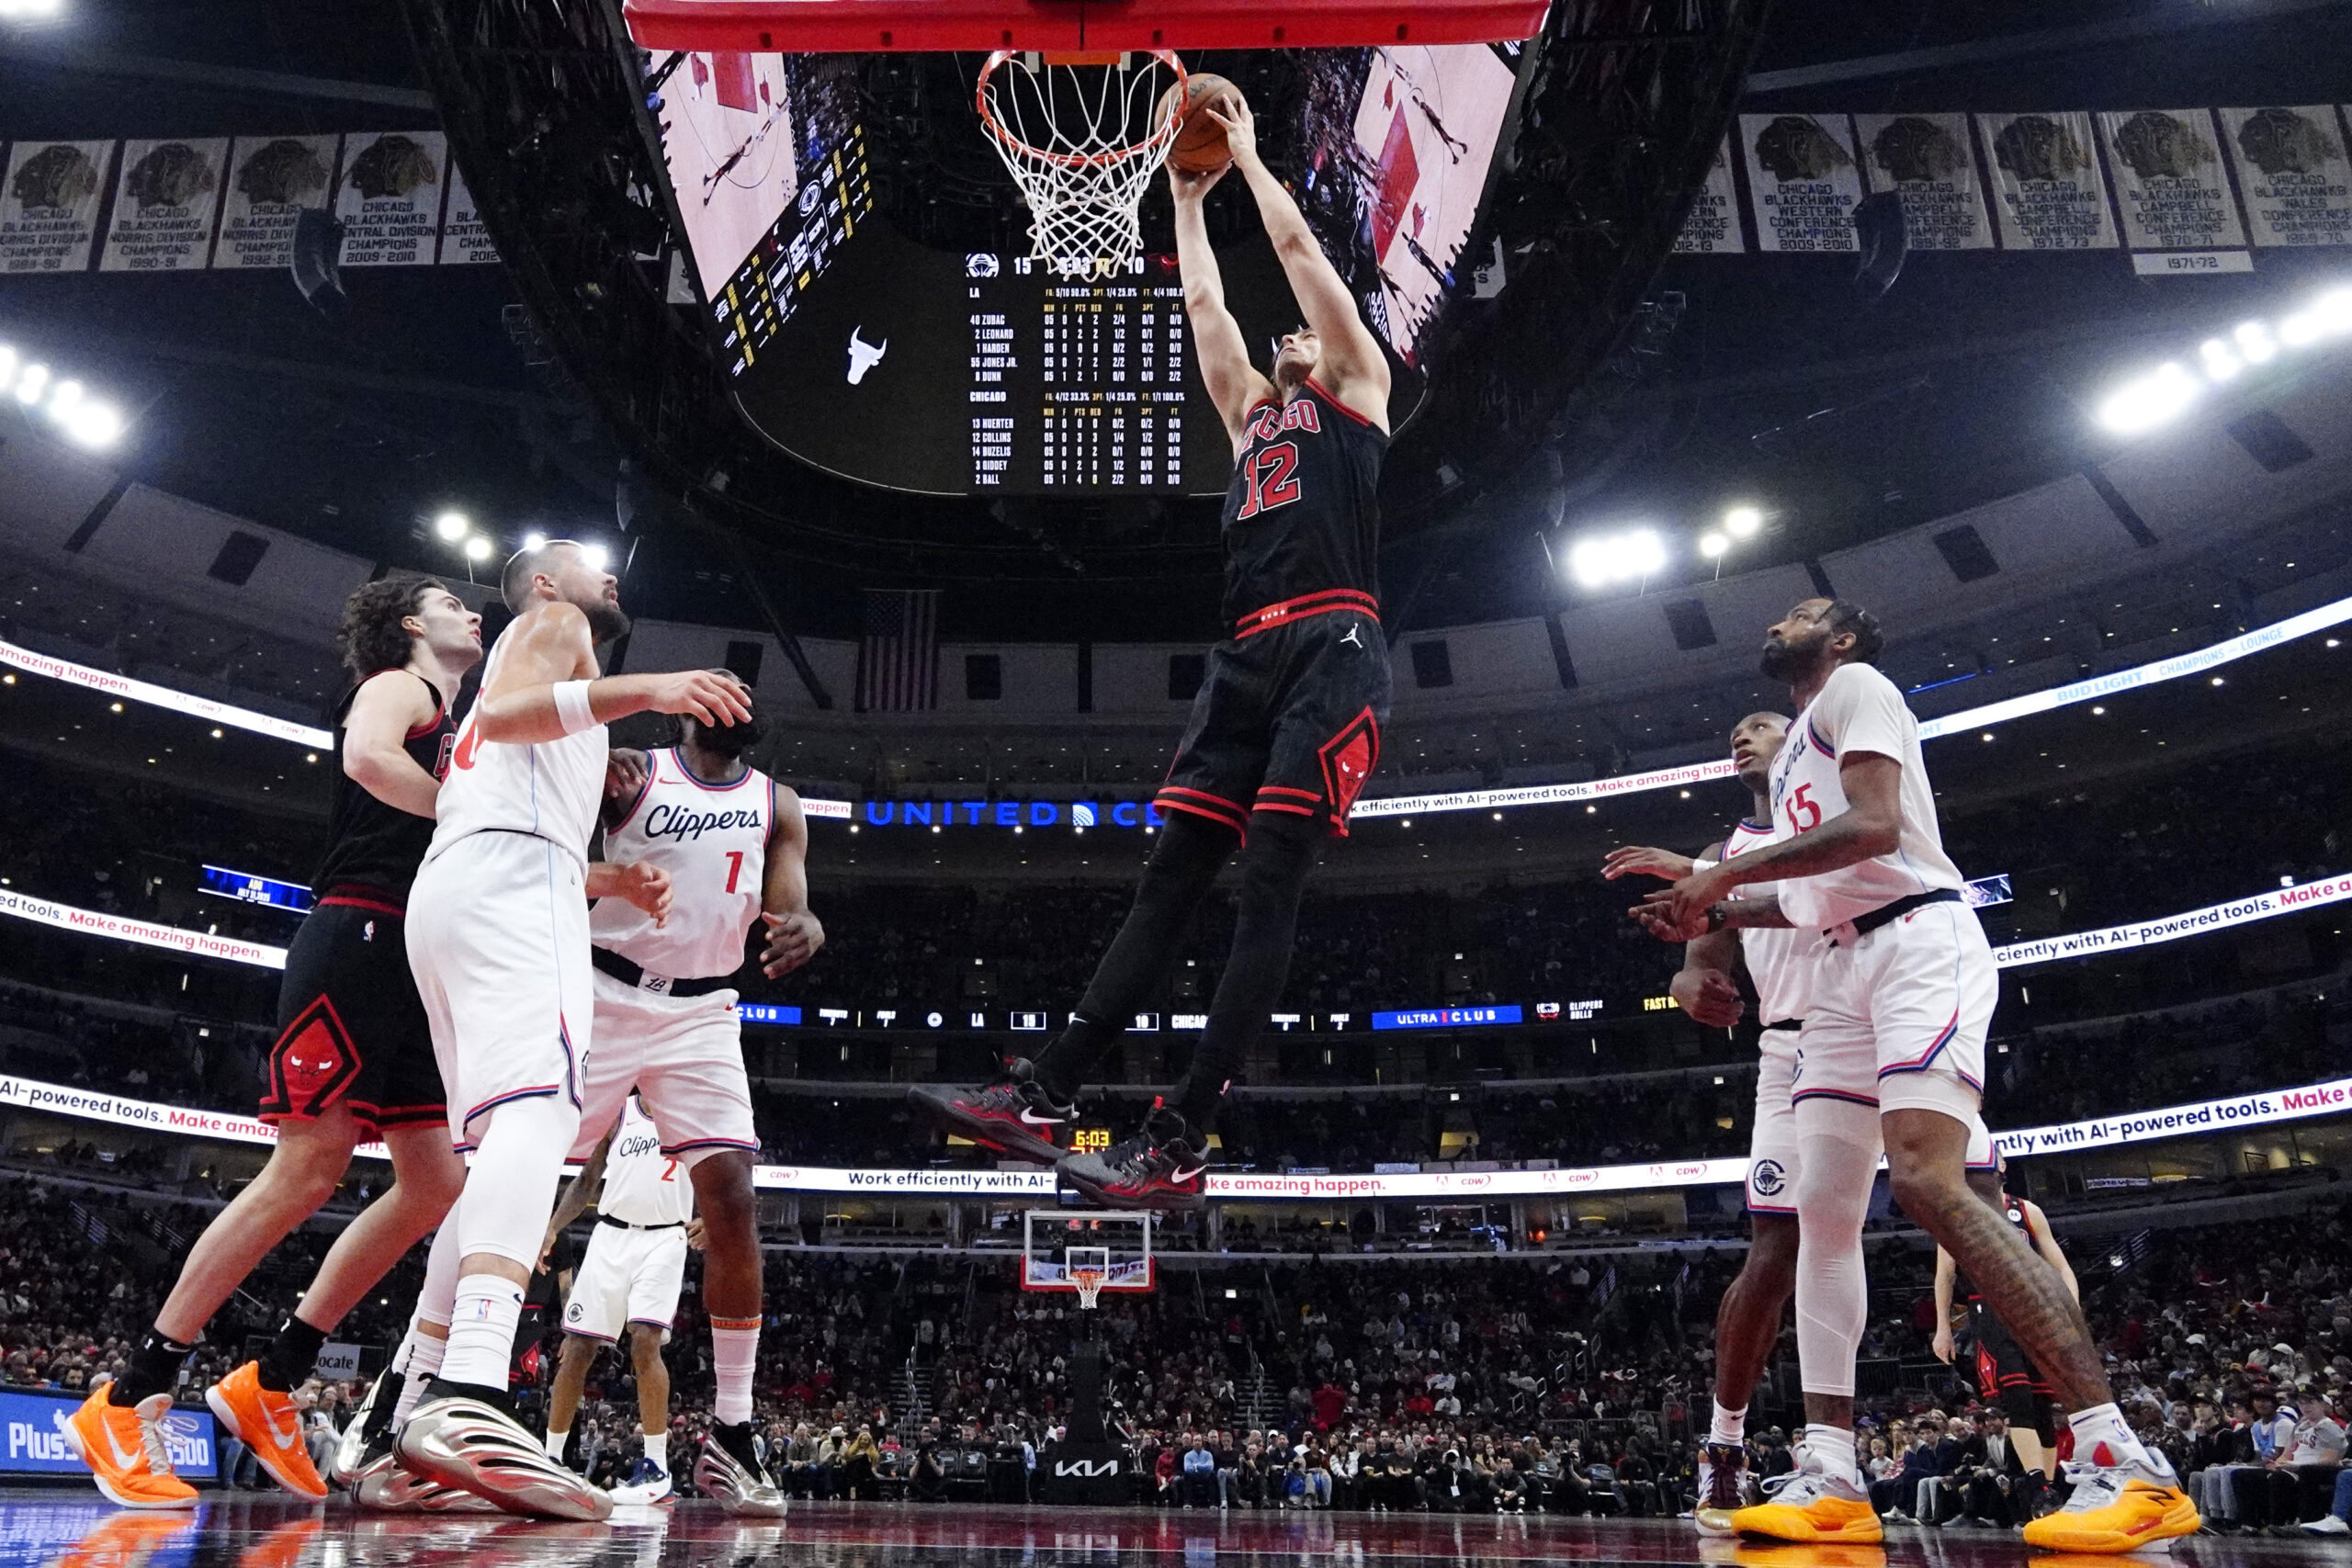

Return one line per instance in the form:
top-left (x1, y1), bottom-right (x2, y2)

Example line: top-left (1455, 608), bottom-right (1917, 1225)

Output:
top-left (640, 803), bottom-right (764, 843)
top-left (1246, 397), bottom-right (1321, 444)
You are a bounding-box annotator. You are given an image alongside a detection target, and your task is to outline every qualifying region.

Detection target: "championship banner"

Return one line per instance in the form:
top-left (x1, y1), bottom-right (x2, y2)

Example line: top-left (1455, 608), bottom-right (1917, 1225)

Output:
top-left (98, 139), bottom-right (228, 273)
top-left (436, 160), bottom-right (498, 265)
top-left (212, 134), bottom-right (342, 270)
top-left (0, 140), bottom-right (114, 275)
top-left (2217, 107), bottom-right (2352, 249)
top-left (0, 886), bottom-right (288, 970)
top-left (2098, 108), bottom-right (2249, 254)
top-left (0, 637), bottom-right (334, 749)
top-left (1975, 112), bottom-right (2119, 250)
top-left (1671, 136), bottom-right (1745, 254)
top-left (1993, 870), bottom-right (2352, 970)
top-left (1857, 113), bottom-right (1992, 250)
top-left (334, 131), bottom-right (448, 267)
top-left (1739, 113), bottom-right (1862, 253)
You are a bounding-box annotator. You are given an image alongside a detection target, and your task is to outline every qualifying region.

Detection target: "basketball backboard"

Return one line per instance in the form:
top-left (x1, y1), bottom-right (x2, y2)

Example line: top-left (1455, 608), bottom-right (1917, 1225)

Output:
top-left (625, 0), bottom-right (1551, 53)
top-left (1020, 1209), bottom-right (1156, 1293)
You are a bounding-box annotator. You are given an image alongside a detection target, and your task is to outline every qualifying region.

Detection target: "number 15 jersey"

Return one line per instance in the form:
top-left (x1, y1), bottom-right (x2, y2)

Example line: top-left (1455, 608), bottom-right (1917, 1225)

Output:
top-left (590, 748), bottom-right (774, 980)
top-left (1767, 660), bottom-right (1964, 931)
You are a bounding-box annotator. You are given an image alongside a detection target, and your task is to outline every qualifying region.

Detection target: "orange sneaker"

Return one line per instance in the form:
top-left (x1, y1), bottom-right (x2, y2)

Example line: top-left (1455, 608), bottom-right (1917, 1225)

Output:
top-left (2022, 1454), bottom-right (2199, 1553)
top-left (205, 1361), bottom-right (328, 1499)
top-left (62, 1379), bottom-right (198, 1509)
top-left (50, 1511), bottom-right (195, 1566)
top-left (1728, 1451), bottom-right (1883, 1544)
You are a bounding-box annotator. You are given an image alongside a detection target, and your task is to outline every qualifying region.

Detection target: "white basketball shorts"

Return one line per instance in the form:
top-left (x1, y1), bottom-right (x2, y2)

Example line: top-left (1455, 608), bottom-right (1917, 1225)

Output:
top-left (569, 969), bottom-right (760, 1168)
top-left (406, 830), bottom-right (592, 1150)
top-left (1747, 1026), bottom-right (1801, 1215)
top-left (563, 1219), bottom-right (688, 1342)
top-left (1792, 897), bottom-right (1997, 1126)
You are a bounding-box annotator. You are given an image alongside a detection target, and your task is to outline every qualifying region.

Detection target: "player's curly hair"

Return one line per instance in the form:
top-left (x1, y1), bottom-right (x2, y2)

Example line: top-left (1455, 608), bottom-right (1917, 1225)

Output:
top-left (337, 574), bottom-right (445, 678)
top-left (1825, 600), bottom-right (1886, 665)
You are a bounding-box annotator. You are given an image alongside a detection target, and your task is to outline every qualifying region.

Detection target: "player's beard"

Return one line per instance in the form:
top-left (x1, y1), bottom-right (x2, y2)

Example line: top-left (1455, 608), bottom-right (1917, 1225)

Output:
top-left (1758, 630), bottom-right (1819, 683)
top-left (696, 716), bottom-right (762, 758)
top-left (582, 597), bottom-right (631, 645)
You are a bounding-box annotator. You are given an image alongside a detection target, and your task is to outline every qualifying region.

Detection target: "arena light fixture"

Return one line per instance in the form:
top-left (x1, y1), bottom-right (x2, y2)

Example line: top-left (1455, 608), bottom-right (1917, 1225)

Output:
top-left (434, 512), bottom-right (470, 542)
top-left (1699, 532), bottom-right (1729, 558)
top-left (2096, 363), bottom-right (2199, 435)
top-left (2198, 339), bottom-right (2242, 381)
top-left (2233, 321), bottom-right (2277, 365)
top-left (14, 362), bottom-right (47, 404)
top-left (1723, 504), bottom-right (1763, 537)
top-left (1566, 527), bottom-right (1668, 590)
top-left (463, 536), bottom-right (492, 562)
top-left (522, 530), bottom-right (548, 550)
top-left (0, 0), bottom-right (68, 17)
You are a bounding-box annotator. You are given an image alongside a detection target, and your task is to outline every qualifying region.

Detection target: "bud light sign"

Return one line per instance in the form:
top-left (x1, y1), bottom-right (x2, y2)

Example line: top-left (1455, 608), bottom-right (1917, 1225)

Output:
top-left (858, 800), bottom-right (1166, 829)
top-left (1, 1390), bottom-right (218, 1478)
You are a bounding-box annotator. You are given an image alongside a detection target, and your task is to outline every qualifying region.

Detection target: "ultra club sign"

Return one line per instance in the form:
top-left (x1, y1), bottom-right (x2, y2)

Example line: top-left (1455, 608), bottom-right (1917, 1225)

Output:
top-left (858, 799), bottom-right (1168, 829)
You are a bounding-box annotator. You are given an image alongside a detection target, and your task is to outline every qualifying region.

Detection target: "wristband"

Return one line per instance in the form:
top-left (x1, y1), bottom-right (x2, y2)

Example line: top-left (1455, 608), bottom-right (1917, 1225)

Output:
top-left (551, 680), bottom-right (598, 736)
top-left (1690, 858), bottom-right (1717, 874)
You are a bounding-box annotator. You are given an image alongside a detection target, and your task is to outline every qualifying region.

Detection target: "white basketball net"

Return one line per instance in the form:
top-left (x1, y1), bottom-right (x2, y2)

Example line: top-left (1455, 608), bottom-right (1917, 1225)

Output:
top-left (977, 50), bottom-right (1188, 280)
top-left (1069, 1267), bottom-right (1108, 1310)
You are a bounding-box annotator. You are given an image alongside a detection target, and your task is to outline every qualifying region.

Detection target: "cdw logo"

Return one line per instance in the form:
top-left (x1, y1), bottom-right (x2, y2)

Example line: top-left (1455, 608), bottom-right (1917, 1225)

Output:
top-left (1054, 1459), bottom-right (1120, 1477)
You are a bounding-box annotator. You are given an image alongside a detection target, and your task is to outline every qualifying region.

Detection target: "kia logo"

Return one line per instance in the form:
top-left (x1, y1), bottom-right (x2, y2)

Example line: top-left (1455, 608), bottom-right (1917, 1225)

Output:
top-left (1055, 1460), bottom-right (1120, 1477)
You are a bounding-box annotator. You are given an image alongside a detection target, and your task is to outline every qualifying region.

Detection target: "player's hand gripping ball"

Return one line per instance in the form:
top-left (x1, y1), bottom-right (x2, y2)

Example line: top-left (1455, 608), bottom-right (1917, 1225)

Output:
top-left (1157, 73), bottom-right (1243, 176)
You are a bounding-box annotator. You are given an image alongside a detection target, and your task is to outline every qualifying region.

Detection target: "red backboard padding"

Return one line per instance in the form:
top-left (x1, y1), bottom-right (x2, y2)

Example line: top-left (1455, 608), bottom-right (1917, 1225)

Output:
top-left (625, 0), bottom-right (1548, 53)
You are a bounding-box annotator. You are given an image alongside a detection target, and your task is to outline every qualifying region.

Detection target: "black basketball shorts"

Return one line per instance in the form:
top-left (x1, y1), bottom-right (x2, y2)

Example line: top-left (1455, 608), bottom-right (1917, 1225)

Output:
top-left (258, 897), bottom-right (447, 1138)
top-left (1157, 597), bottom-right (1392, 840)
top-left (1972, 1302), bottom-right (2056, 1442)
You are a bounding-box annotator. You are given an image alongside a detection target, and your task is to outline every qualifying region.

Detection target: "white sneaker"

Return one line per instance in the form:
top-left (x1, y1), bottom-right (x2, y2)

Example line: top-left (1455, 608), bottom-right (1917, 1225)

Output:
top-left (2303, 1515), bottom-right (2351, 1535)
top-left (394, 1392), bottom-right (612, 1521)
top-left (609, 1457), bottom-right (673, 1506)
top-left (695, 1428), bottom-right (786, 1518)
top-left (350, 1449), bottom-right (501, 1513)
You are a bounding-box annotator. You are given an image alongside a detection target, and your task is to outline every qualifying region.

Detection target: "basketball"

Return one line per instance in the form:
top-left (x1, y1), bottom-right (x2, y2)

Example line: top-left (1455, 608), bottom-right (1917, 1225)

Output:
top-left (1158, 73), bottom-right (1243, 175)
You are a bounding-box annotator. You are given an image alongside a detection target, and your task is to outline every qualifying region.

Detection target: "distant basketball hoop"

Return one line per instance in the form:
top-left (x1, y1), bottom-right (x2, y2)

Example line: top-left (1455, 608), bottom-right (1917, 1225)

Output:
top-left (975, 50), bottom-right (1187, 279)
top-left (1066, 1246), bottom-right (1111, 1309)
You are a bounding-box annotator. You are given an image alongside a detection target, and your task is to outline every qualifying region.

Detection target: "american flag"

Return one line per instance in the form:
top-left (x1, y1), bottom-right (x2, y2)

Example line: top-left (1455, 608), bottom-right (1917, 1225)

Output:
top-left (855, 589), bottom-right (940, 712)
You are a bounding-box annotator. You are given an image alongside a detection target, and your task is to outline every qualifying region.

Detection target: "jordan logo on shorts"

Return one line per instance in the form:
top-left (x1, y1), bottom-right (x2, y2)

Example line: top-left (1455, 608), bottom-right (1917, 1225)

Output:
top-left (1340, 625), bottom-right (1363, 649)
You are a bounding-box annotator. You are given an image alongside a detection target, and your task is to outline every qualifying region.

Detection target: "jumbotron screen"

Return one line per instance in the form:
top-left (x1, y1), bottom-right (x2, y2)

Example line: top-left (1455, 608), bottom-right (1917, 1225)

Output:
top-left (650, 46), bottom-right (1518, 496)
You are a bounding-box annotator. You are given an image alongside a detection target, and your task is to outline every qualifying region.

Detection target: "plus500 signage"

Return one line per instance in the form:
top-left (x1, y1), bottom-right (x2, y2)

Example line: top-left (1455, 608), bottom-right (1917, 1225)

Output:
top-left (860, 800), bottom-right (1166, 829)
top-left (2, 1390), bottom-right (217, 1478)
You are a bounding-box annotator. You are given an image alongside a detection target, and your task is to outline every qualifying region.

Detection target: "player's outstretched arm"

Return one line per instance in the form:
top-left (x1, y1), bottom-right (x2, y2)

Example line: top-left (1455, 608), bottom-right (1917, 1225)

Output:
top-left (541, 1125), bottom-right (615, 1268)
top-left (2022, 1200), bottom-right (2077, 1303)
top-left (759, 784), bottom-right (825, 978)
top-left (1649, 751), bottom-right (1903, 935)
top-left (1208, 97), bottom-right (1391, 429)
top-left (343, 668), bottom-right (446, 818)
top-left (477, 602), bottom-right (752, 744)
top-left (586, 859), bottom-right (673, 927)
top-left (1930, 1247), bottom-right (1958, 1362)
top-left (1172, 161), bottom-right (1276, 445)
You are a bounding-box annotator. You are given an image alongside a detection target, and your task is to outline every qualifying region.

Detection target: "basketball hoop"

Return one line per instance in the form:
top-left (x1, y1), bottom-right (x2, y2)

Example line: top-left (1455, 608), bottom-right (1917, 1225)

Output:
top-left (976, 50), bottom-right (1187, 279)
top-left (1069, 1266), bottom-right (1108, 1310)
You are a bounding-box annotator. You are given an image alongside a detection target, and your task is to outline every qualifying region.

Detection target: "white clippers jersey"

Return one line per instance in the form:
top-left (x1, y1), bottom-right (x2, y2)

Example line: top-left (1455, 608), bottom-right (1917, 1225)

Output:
top-left (597, 1095), bottom-right (695, 1227)
top-left (1767, 660), bottom-right (1964, 930)
top-left (1722, 818), bottom-right (1812, 1027)
top-left (589, 748), bottom-right (771, 980)
top-left (425, 626), bottom-right (608, 869)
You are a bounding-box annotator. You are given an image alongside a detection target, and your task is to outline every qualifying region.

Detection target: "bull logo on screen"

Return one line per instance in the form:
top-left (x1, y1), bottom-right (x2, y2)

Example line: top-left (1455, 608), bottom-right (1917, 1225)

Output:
top-left (846, 327), bottom-right (888, 386)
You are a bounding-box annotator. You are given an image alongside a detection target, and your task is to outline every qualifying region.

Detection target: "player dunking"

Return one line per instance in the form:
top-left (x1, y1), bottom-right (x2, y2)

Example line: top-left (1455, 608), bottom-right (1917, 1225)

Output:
top-left (915, 93), bottom-right (1393, 1209)
top-left (387, 541), bottom-right (750, 1520)
top-left (531, 681), bottom-right (821, 1513)
top-left (68, 576), bottom-right (481, 1509)
top-left (1632, 599), bottom-right (2196, 1552)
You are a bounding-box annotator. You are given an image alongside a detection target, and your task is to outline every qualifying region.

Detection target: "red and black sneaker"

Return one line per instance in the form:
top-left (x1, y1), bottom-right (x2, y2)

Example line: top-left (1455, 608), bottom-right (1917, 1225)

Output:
top-left (909, 1058), bottom-right (1076, 1164)
top-left (1057, 1101), bottom-right (1208, 1211)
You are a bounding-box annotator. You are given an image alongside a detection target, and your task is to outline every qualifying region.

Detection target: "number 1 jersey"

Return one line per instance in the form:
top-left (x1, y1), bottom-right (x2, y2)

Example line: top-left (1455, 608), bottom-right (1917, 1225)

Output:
top-left (1219, 378), bottom-right (1386, 626)
top-left (590, 748), bottom-right (774, 980)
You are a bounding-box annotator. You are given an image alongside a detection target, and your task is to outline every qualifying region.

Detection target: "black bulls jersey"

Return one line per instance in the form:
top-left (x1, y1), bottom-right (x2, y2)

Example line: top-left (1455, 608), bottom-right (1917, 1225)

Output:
top-left (1219, 378), bottom-right (1387, 627)
top-left (311, 670), bottom-right (458, 905)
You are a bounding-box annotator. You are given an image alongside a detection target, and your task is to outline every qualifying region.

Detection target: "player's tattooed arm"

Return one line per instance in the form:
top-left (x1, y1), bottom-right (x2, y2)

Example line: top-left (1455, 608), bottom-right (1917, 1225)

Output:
top-left (541, 1124), bottom-right (615, 1267)
top-left (759, 783), bottom-right (825, 978)
top-left (343, 668), bottom-right (445, 819)
top-left (1669, 928), bottom-right (1746, 1028)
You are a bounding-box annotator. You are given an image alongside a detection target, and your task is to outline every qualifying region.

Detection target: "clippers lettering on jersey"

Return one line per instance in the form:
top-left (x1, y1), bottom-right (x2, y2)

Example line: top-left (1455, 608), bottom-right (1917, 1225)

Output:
top-left (616, 1131), bottom-right (662, 1161)
top-left (640, 803), bottom-right (765, 843)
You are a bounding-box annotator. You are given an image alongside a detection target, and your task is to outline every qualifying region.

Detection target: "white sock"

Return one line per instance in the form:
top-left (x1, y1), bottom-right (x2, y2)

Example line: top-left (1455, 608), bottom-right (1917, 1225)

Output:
top-left (391, 1325), bottom-right (447, 1426)
top-left (644, 1432), bottom-right (668, 1472)
top-left (440, 1274), bottom-right (525, 1390)
top-left (1709, 1402), bottom-right (1747, 1448)
top-left (2069, 1403), bottom-right (2154, 1470)
top-left (545, 1427), bottom-right (570, 1461)
top-left (1804, 1423), bottom-right (1860, 1486)
top-left (712, 1317), bottom-right (760, 1427)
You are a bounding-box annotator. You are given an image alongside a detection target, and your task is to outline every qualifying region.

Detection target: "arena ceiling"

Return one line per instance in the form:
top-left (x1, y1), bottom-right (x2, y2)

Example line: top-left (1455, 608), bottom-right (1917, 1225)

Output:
top-left (0, 0), bottom-right (2348, 645)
